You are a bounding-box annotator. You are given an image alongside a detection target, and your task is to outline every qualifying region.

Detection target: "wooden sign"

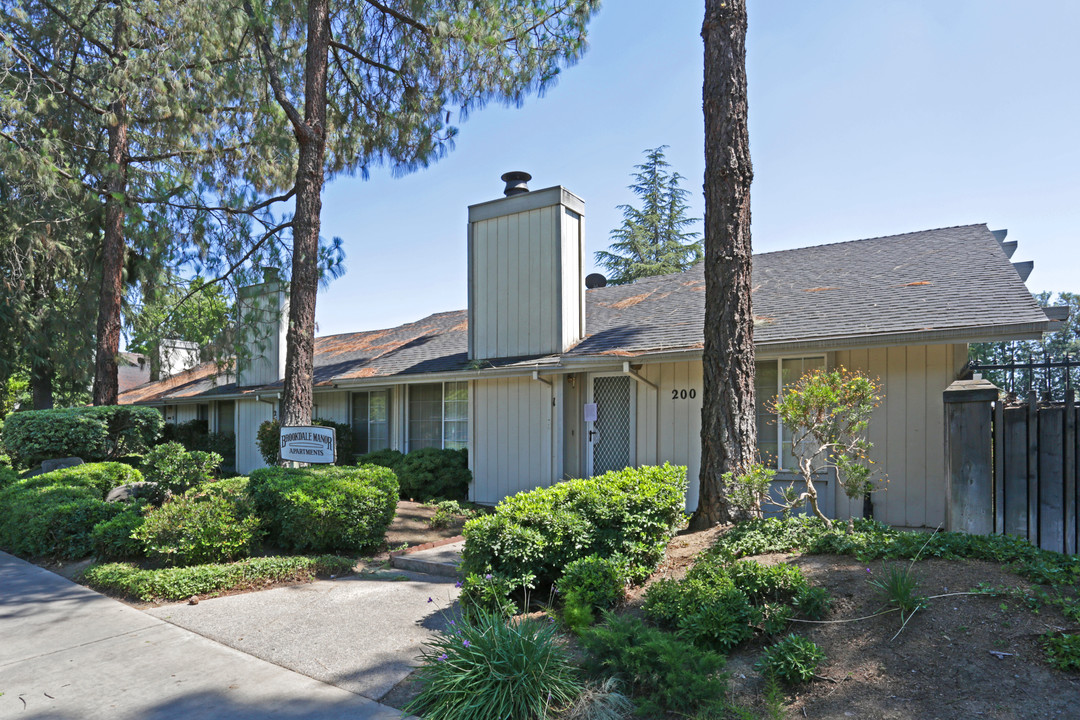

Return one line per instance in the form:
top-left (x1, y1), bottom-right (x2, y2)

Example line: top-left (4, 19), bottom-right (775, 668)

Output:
top-left (280, 425), bottom-right (336, 464)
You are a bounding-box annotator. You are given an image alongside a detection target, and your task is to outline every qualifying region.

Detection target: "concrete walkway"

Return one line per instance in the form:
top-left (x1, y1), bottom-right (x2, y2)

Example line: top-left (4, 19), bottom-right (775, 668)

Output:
top-left (146, 569), bottom-right (460, 700)
top-left (390, 540), bottom-right (464, 577)
top-left (0, 553), bottom-right (408, 720)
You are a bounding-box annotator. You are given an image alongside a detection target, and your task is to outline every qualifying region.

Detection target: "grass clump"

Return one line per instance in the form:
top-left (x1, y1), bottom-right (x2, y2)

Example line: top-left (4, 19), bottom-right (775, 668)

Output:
top-left (406, 611), bottom-right (581, 720)
top-left (82, 555), bottom-right (355, 602)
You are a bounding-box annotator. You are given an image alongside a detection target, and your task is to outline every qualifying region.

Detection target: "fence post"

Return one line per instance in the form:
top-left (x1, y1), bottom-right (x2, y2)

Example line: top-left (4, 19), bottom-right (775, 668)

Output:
top-left (943, 378), bottom-right (1000, 535)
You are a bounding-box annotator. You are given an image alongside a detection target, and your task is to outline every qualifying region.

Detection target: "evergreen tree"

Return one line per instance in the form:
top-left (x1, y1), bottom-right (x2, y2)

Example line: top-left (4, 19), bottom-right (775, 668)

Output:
top-left (595, 146), bottom-right (701, 284)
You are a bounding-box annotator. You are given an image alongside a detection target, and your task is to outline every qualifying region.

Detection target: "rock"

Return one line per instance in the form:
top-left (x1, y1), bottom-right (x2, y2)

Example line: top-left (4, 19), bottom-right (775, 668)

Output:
top-left (105, 481), bottom-right (160, 503)
top-left (41, 457), bottom-right (84, 473)
top-left (188, 596), bottom-right (199, 605)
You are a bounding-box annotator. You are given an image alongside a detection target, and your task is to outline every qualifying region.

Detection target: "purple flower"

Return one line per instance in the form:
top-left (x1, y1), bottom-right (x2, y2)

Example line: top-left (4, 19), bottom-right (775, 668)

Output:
top-left (484, 573), bottom-right (493, 580)
top-left (454, 580), bottom-right (463, 588)
top-left (866, 568), bottom-right (873, 574)
top-left (428, 597), bottom-right (434, 603)
top-left (462, 639), bottom-right (471, 648)
top-left (449, 620), bottom-right (455, 626)
top-left (437, 653), bottom-right (448, 662)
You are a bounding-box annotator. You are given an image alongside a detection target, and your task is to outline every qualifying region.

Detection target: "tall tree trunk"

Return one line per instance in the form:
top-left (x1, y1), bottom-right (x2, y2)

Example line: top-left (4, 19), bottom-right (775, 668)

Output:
top-left (92, 118), bottom-right (127, 406)
top-left (30, 362), bottom-right (54, 410)
top-left (691, 0), bottom-right (756, 530)
top-left (279, 0), bottom-right (329, 431)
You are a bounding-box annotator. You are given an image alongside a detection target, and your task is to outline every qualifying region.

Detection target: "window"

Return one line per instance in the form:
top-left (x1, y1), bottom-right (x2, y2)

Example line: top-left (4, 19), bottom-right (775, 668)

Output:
top-left (408, 381), bottom-right (468, 451)
top-left (216, 400), bottom-right (235, 436)
top-left (754, 357), bottom-right (825, 470)
top-left (352, 389), bottom-right (390, 454)
top-left (196, 404), bottom-right (209, 422)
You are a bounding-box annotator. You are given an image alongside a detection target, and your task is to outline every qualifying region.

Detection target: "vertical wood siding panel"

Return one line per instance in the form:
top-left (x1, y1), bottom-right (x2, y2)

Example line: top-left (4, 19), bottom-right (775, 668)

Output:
top-left (496, 215), bottom-right (510, 358)
top-left (473, 220), bottom-right (486, 357)
top-left (647, 365), bottom-right (660, 465)
top-left (674, 361), bottom-right (690, 469)
top-left (507, 214), bottom-right (520, 357)
top-left (483, 381), bottom-right (498, 504)
top-left (528, 210), bottom-right (542, 355)
top-left (925, 344), bottom-right (949, 527)
top-left (499, 379), bottom-right (511, 501)
top-left (658, 363), bottom-right (675, 467)
top-left (907, 346), bottom-right (928, 527)
top-left (539, 207), bottom-right (555, 355)
top-left (885, 346), bottom-right (908, 526)
top-left (867, 347), bottom-right (889, 522)
top-left (687, 360), bottom-right (704, 511)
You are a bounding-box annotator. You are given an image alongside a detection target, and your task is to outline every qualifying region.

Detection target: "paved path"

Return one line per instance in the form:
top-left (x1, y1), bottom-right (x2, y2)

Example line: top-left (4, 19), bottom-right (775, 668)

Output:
top-left (0, 553), bottom-right (409, 720)
top-left (146, 569), bottom-right (460, 700)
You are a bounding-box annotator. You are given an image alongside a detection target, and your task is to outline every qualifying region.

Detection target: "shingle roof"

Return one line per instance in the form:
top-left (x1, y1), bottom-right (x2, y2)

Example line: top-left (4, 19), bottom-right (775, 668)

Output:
top-left (121, 223), bottom-right (1051, 404)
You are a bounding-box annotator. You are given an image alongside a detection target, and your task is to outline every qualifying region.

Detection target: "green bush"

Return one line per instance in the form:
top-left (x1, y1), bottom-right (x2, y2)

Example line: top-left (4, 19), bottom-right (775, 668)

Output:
top-left (354, 448), bottom-right (404, 473)
top-left (142, 442), bottom-right (222, 496)
top-left (0, 465), bottom-right (17, 489)
top-left (581, 612), bottom-right (727, 716)
top-left (396, 447), bottom-right (471, 501)
top-left (134, 492), bottom-right (261, 566)
top-left (2, 405), bottom-right (163, 467)
top-left (83, 554), bottom-right (355, 601)
top-left (91, 504), bottom-right (147, 560)
top-left (458, 572), bottom-right (525, 618)
top-left (461, 464), bottom-right (686, 590)
top-left (0, 482), bottom-right (124, 558)
top-left (1044, 632), bottom-right (1080, 672)
top-left (32, 461), bottom-right (144, 497)
top-left (756, 634), bottom-right (826, 684)
top-left (256, 419), bottom-right (355, 466)
top-left (246, 464), bottom-right (398, 552)
top-left (560, 555), bottom-right (627, 611)
top-left (405, 611), bottom-right (582, 720)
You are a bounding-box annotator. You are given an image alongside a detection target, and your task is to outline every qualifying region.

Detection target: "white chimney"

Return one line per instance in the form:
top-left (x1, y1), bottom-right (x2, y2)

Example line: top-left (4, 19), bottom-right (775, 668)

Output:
top-left (467, 173), bottom-right (586, 360)
top-left (236, 269), bottom-right (289, 386)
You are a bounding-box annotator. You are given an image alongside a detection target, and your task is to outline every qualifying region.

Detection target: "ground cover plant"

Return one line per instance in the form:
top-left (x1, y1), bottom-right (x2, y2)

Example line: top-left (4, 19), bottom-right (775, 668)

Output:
top-left (2, 405), bottom-right (162, 467)
top-left (461, 464), bottom-right (686, 598)
top-left (83, 554), bottom-right (355, 602)
top-left (246, 464), bottom-right (398, 552)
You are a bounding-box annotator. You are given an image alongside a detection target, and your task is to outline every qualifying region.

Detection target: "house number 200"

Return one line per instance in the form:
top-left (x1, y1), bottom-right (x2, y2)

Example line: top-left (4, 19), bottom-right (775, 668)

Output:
top-left (671, 388), bottom-right (697, 400)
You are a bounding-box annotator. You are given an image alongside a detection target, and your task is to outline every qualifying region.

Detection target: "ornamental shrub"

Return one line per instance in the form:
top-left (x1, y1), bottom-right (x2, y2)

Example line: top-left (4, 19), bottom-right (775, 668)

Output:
top-left (405, 611), bottom-right (582, 720)
top-left (461, 464), bottom-right (686, 589)
top-left (756, 634), bottom-right (826, 684)
top-left (91, 504), bottom-right (147, 560)
top-left (134, 492), bottom-right (262, 566)
top-left (0, 476), bottom-right (128, 559)
top-left (256, 419), bottom-right (355, 466)
top-left (354, 448), bottom-right (404, 474)
top-left (1, 405), bottom-right (163, 468)
top-left (397, 447), bottom-right (471, 501)
top-left (560, 555), bottom-right (627, 611)
top-left (246, 464), bottom-right (398, 552)
top-left (142, 442), bottom-right (222, 497)
top-left (19, 462), bottom-right (144, 498)
top-left (0, 465), bottom-right (17, 489)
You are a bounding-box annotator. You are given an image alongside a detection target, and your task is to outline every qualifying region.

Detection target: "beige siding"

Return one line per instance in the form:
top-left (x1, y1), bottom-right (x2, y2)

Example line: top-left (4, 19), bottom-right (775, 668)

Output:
top-left (236, 282), bottom-right (288, 387)
top-left (835, 343), bottom-right (965, 528)
top-left (174, 404), bottom-right (200, 424)
top-left (313, 391), bottom-right (349, 424)
top-left (470, 377), bottom-right (555, 504)
top-left (235, 399), bottom-right (274, 476)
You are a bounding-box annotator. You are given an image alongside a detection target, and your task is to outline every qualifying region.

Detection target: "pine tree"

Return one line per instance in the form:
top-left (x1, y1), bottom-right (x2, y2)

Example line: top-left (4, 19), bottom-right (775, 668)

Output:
top-left (595, 146), bottom-right (701, 285)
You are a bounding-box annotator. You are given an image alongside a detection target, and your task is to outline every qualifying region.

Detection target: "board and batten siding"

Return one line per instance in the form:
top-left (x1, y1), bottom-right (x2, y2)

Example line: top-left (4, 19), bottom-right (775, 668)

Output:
top-left (235, 398), bottom-right (274, 476)
top-left (172, 404), bottom-right (201, 424)
top-left (834, 343), bottom-right (966, 528)
top-left (469, 377), bottom-right (556, 505)
top-left (468, 187), bottom-right (585, 360)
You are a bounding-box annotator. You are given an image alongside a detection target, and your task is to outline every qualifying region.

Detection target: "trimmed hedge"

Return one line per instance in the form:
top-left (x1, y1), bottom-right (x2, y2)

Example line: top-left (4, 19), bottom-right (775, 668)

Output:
top-left (461, 464), bottom-right (687, 587)
top-left (2, 406), bottom-right (163, 467)
top-left (354, 448), bottom-right (404, 474)
top-left (0, 462), bottom-right (144, 559)
top-left (135, 492), bottom-right (262, 566)
top-left (246, 465), bottom-right (398, 552)
top-left (91, 504), bottom-right (147, 560)
top-left (397, 447), bottom-right (470, 501)
top-left (143, 442), bottom-right (222, 496)
top-left (83, 555), bottom-right (356, 602)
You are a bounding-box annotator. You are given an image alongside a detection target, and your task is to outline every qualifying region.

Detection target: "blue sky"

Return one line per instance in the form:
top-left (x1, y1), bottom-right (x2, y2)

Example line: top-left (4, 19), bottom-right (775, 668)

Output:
top-left (314, 0), bottom-right (1080, 337)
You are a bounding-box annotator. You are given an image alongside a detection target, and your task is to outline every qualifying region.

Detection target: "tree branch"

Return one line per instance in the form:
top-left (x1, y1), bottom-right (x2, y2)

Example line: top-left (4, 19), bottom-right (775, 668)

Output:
top-left (241, 0), bottom-right (309, 138)
top-left (328, 39), bottom-right (403, 76)
top-left (0, 30), bottom-right (106, 115)
top-left (363, 0), bottom-right (431, 35)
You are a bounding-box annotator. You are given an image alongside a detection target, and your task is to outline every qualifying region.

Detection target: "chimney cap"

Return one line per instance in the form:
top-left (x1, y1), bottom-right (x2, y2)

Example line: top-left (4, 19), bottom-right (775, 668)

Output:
top-left (585, 273), bottom-right (607, 289)
top-left (500, 171), bottom-right (532, 197)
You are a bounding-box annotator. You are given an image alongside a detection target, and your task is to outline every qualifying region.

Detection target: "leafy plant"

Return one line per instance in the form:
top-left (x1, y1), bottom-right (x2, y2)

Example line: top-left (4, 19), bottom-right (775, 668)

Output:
top-left (724, 462), bottom-right (776, 518)
top-left (869, 562), bottom-right (927, 624)
top-left (246, 465), bottom-right (398, 552)
top-left (406, 611), bottom-right (582, 720)
top-left (427, 499), bottom-right (480, 529)
top-left (91, 504), bottom-right (147, 560)
top-left (142, 442), bottom-right (222, 498)
top-left (1, 405), bottom-right (163, 467)
top-left (462, 464), bottom-right (686, 593)
top-left (1043, 632), bottom-right (1080, 672)
top-left (580, 612), bottom-right (727, 716)
top-left (793, 585), bottom-right (832, 620)
top-left (354, 448), bottom-right (405, 474)
top-left (134, 492), bottom-right (261, 566)
top-left (397, 447), bottom-right (471, 502)
top-left (83, 555), bottom-right (355, 602)
top-left (771, 368), bottom-right (883, 527)
top-left (756, 634), bottom-right (826, 685)
top-left (458, 572), bottom-right (525, 618)
top-left (560, 555), bottom-right (627, 611)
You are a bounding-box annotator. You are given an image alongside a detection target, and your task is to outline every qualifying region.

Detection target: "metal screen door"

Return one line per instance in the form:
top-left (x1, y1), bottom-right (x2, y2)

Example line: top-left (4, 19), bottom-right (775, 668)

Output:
top-left (587, 375), bottom-right (633, 476)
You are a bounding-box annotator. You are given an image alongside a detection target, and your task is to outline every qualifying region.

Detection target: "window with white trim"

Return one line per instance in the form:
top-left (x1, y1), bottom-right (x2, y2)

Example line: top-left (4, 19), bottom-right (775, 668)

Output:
top-left (754, 356), bottom-right (825, 470)
top-left (351, 389), bottom-right (391, 455)
top-left (408, 381), bottom-right (468, 451)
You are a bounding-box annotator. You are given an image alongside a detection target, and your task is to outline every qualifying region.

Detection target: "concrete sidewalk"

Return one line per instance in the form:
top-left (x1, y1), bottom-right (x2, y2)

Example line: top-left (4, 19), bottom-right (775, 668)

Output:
top-left (0, 552), bottom-right (405, 720)
top-left (146, 569), bottom-right (460, 699)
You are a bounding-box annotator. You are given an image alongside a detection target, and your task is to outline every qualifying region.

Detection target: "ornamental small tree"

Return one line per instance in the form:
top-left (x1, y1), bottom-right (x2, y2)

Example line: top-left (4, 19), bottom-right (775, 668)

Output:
top-left (772, 368), bottom-right (883, 529)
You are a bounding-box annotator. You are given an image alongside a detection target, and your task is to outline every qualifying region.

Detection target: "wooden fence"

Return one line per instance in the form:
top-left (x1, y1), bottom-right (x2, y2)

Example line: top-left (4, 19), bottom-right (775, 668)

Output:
top-left (944, 378), bottom-right (1078, 554)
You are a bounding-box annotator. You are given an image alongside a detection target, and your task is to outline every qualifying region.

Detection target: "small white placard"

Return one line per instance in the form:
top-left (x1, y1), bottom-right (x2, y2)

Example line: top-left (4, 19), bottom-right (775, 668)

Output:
top-left (583, 403), bottom-right (598, 422)
top-left (280, 425), bottom-right (337, 464)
